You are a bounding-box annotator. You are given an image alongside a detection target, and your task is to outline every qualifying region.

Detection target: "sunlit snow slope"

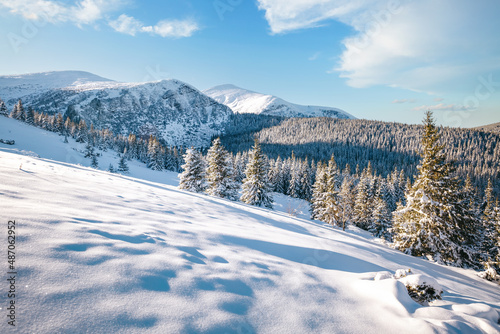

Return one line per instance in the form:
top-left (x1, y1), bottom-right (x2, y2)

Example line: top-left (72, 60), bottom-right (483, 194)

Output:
top-left (204, 84), bottom-right (354, 119)
top-left (0, 118), bottom-right (499, 334)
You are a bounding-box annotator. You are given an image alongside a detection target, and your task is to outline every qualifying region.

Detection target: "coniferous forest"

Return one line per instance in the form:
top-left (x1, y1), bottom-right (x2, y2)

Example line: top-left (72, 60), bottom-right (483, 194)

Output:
top-left (2, 97), bottom-right (500, 276)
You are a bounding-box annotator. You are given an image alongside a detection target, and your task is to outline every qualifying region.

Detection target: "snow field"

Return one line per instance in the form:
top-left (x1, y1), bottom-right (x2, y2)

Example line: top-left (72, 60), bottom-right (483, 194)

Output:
top-left (1, 117), bottom-right (500, 333)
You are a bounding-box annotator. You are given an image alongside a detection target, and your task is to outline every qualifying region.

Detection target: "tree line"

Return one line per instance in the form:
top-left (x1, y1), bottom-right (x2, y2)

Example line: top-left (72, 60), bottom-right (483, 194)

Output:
top-left (2, 98), bottom-right (185, 172)
top-left (219, 115), bottom-right (500, 199)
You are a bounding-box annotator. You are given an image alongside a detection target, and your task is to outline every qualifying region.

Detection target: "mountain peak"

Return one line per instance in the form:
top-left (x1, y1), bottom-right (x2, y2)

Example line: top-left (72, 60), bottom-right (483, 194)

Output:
top-left (203, 84), bottom-right (354, 119)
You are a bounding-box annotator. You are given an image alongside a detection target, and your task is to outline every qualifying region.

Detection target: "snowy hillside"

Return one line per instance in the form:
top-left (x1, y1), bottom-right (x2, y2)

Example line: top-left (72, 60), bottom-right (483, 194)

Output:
top-left (204, 84), bottom-right (354, 119)
top-left (0, 71), bottom-right (232, 147)
top-left (1, 118), bottom-right (500, 333)
top-left (0, 71), bottom-right (113, 104)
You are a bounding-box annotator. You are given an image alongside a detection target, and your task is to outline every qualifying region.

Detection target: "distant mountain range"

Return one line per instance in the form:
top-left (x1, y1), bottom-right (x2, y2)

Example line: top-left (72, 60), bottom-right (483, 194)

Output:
top-left (0, 71), bottom-right (353, 147)
top-left (474, 122), bottom-right (500, 134)
top-left (0, 71), bottom-right (232, 147)
top-left (204, 84), bottom-right (354, 119)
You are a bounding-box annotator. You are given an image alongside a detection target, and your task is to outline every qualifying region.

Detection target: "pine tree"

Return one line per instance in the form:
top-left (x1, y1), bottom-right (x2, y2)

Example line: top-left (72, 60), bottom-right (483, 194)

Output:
top-left (481, 179), bottom-right (498, 263)
top-left (108, 164), bottom-right (115, 173)
top-left (241, 138), bottom-right (273, 208)
top-left (91, 154), bottom-right (99, 168)
top-left (178, 148), bottom-right (207, 193)
top-left (339, 172), bottom-right (355, 231)
top-left (288, 155), bottom-right (301, 198)
top-left (84, 143), bottom-right (95, 158)
top-left (147, 136), bottom-right (164, 171)
top-left (353, 175), bottom-right (372, 230)
top-left (322, 155), bottom-right (342, 227)
top-left (26, 106), bottom-right (35, 125)
top-left (206, 138), bottom-right (239, 200)
top-left (9, 99), bottom-right (24, 120)
top-left (0, 98), bottom-right (7, 116)
top-left (117, 155), bottom-right (129, 174)
top-left (299, 159), bottom-right (313, 201)
top-left (311, 163), bottom-right (328, 221)
top-left (392, 111), bottom-right (476, 267)
top-left (370, 196), bottom-right (392, 241)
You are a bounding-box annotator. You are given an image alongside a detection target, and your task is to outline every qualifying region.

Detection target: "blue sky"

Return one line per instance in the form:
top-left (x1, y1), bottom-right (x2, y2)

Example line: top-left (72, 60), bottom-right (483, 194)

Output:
top-left (0, 0), bottom-right (499, 127)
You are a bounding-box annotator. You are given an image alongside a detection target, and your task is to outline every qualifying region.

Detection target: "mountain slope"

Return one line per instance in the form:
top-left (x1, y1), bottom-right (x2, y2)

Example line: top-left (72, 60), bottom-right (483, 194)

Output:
top-left (474, 121), bottom-right (500, 134)
top-left (0, 71), bottom-right (113, 104)
top-left (204, 84), bottom-right (354, 119)
top-left (0, 71), bottom-right (233, 147)
top-left (1, 118), bottom-right (499, 333)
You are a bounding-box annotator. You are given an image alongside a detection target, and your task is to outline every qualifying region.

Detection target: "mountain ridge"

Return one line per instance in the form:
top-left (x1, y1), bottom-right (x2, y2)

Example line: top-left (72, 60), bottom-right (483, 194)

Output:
top-left (0, 71), bottom-right (232, 147)
top-left (204, 84), bottom-right (354, 119)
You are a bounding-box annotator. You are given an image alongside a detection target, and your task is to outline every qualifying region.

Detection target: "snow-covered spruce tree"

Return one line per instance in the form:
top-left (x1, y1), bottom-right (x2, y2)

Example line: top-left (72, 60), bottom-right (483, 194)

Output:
top-left (117, 155), bottom-right (129, 174)
top-left (288, 154), bottom-right (301, 198)
top-left (392, 111), bottom-right (477, 267)
top-left (9, 99), bottom-right (24, 120)
top-left (178, 148), bottom-right (207, 193)
top-left (147, 136), bottom-right (164, 171)
top-left (206, 138), bottom-right (239, 200)
top-left (311, 162), bottom-right (328, 221)
top-left (322, 155), bottom-right (342, 227)
top-left (0, 98), bottom-right (7, 116)
top-left (299, 159), bottom-right (313, 201)
top-left (84, 142), bottom-right (95, 158)
top-left (353, 168), bottom-right (373, 231)
top-left (480, 179), bottom-right (499, 263)
top-left (90, 154), bottom-right (99, 169)
top-left (370, 196), bottom-right (392, 241)
top-left (240, 138), bottom-right (273, 208)
top-left (310, 155), bottom-right (342, 227)
top-left (339, 171), bottom-right (355, 231)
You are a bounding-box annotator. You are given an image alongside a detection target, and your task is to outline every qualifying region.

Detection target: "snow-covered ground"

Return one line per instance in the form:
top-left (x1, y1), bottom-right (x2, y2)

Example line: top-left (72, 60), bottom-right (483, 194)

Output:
top-left (1, 117), bottom-right (499, 333)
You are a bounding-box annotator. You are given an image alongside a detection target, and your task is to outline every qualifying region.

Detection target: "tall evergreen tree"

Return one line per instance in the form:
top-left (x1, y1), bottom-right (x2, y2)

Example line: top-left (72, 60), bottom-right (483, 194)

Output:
top-left (0, 98), bottom-right (7, 116)
top-left (353, 164), bottom-right (375, 231)
top-left (339, 172), bottom-right (355, 231)
top-left (481, 179), bottom-right (498, 263)
top-left (90, 154), bottom-right (99, 168)
top-left (9, 99), bottom-right (24, 120)
top-left (240, 138), bottom-right (273, 208)
top-left (25, 106), bottom-right (35, 125)
top-left (370, 196), bottom-right (392, 241)
top-left (178, 148), bottom-right (207, 193)
top-left (206, 138), bottom-right (239, 200)
top-left (147, 136), bottom-right (164, 171)
top-left (311, 163), bottom-right (328, 221)
top-left (117, 155), bottom-right (129, 173)
top-left (392, 111), bottom-right (476, 267)
top-left (322, 155), bottom-right (342, 227)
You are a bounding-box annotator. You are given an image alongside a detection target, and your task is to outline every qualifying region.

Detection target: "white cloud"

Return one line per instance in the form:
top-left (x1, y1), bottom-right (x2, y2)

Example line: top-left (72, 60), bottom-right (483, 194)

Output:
top-left (413, 103), bottom-right (472, 112)
top-left (0, 0), bottom-right (199, 38)
top-left (257, 0), bottom-right (500, 93)
top-left (392, 99), bottom-right (415, 104)
top-left (109, 15), bottom-right (199, 38)
top-left (0, 0), bottom-right (123, 25)
top-left (151, 19), bottom-right (199, 38)
top-left (109, 14), bottom-right (143, 36)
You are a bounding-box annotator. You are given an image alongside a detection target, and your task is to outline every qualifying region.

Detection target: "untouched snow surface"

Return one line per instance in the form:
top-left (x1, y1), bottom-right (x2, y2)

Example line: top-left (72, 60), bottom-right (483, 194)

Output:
top-left (1, 117), bottom-right (500, 333)
top-left (203, 84), bottom-right (355, 119)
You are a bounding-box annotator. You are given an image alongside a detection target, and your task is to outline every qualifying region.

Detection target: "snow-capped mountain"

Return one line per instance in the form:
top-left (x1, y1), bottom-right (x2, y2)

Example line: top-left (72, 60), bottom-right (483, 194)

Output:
top-left (204, 84), bottom-right (354, 119)
top-left (0, 70), bottom-right (113, 103)
top-left (0, 71), bottom-right (232, 147)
